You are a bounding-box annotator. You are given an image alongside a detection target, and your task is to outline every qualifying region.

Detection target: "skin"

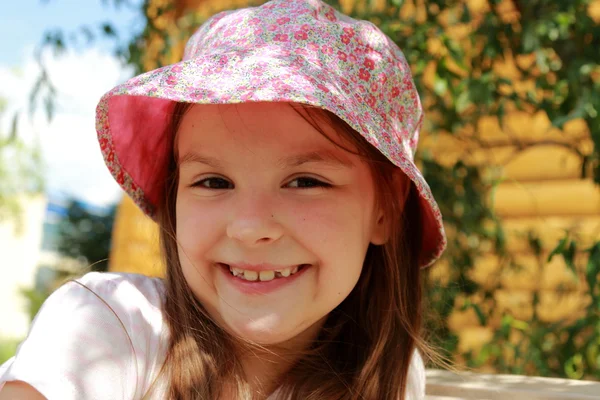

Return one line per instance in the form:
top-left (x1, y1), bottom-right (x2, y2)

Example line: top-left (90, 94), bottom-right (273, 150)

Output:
top-left (175, 102), bottom-right (388, 392)
top-left (0, 381), bottom-right (46, 400)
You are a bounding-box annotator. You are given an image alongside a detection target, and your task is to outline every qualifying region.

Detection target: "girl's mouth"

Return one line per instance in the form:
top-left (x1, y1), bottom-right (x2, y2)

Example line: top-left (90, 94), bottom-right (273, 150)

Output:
top-left (218, 263), bottom-right (310, 282)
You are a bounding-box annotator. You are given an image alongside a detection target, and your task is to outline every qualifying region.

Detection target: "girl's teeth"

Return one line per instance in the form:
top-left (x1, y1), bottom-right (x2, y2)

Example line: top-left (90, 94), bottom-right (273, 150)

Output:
top-left (228, 265), bottom-right (307, 281)
top-left (243, 270), bottom-right (258, 281)
top-left (279, 268), bottom-right (291, 277)
top-left (259, 270), bottom-right (275, 281)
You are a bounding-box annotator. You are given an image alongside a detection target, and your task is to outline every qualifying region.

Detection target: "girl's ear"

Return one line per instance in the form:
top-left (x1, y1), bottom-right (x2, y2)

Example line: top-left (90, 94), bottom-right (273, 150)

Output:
top-left (370, 171), bottom-right (410, 246)
top-left (370, 209), bottom-right (389, 245)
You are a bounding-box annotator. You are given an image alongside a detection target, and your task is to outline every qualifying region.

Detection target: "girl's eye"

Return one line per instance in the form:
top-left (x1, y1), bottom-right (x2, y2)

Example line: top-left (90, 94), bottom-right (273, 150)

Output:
top-left (287, 177), bottom-right (332, 189)
top-left (192, 177), bottom-right (233, 189)
top-left (190, 177), bottom-right (331, 190)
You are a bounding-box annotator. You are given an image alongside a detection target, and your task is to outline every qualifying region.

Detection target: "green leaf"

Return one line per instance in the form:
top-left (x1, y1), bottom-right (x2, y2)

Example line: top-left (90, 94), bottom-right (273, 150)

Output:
top-left (564, 240), bottom-right (577, 273)
top-left (434, 73), bottom-right (448, 96)
top-left (497, 100), bottom-right (506, 122)
top-left (456, 91), bottom-right (471, 113)
top-left (536, 50), bottom-right (550, 74)
top-left (523, 27), bottom-right (540, 53)
top-left (564, 354), bottom-right (585, 379)
top-left (528, 231), bottom-right (543, 257)
top-left (442, 35), bottom-right (467, 71)
top-left (460, 3), bottom-right (471, 24)
top-left (548, 235), bottom-right (569, 263)
top-left (552, 113), bottom-right (579, 129)
top-left (555, 12), bottom-right (575, 29)
top-left (585, 243), bottom-right (600, 301)
top-left (511, 319), bottom-right (529, 331)
top-left (463, 301), bottom-right (487, 326)
top-left (500, 315), bottom-right (513, 338)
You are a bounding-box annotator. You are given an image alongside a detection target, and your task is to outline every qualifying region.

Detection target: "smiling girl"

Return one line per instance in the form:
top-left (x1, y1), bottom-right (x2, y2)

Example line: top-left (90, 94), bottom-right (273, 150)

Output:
top-left (0, 1), bottom-right (447, 399)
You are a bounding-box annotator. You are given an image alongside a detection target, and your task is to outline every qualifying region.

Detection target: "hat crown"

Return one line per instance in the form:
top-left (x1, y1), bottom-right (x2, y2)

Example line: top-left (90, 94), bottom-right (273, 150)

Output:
top-left (183, 0), bottom-right (422, 159)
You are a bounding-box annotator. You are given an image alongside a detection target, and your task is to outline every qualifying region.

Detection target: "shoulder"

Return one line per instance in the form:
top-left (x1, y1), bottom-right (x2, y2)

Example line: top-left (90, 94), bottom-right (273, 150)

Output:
top-left (0, 272), bottom-right (168, 400)
top-left (63, 271), bottom-right (165, 305)
top-left (33, 271), bottom-right (167, 338)
top-left (50, 271), bottom-right (165, 324)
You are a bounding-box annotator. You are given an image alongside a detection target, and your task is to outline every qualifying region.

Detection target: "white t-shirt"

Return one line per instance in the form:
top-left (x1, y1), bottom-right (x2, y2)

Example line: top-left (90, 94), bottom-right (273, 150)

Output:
top-left (0, 272), bottom-right (426, 399)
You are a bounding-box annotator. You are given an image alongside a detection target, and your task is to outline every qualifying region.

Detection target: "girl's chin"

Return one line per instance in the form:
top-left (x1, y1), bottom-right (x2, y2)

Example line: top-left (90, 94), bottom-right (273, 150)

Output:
top-left (223, 318), bottom-right (300, 346)
top-left (220, 314), bottom-right (326, 348)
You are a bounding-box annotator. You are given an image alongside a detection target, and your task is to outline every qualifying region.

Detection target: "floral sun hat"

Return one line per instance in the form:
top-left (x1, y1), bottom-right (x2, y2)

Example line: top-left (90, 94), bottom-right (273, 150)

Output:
top-left (95, 0), bottom-right (447, 267)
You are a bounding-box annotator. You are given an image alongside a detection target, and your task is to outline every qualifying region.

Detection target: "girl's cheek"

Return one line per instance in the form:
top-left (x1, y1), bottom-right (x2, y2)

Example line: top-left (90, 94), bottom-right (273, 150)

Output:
top-left (289, 201), bottom-right (342, 237)
top-left (176, 196), bottom-right (223, 242)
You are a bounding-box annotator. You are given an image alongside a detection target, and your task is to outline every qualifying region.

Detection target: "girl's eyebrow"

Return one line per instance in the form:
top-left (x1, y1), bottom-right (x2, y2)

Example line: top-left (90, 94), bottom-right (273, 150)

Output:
top-left (278, 150), bottom-right (355, 169)
top-left (179, 152), bottom-right (224, 168)
top-left (179, 150), bottom-right (355, 169)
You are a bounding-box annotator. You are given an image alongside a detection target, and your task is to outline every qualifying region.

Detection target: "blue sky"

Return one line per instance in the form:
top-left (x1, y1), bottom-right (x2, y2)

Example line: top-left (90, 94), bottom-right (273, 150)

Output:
top-left (0, 0), bottom-right (146, 206)
top-left (1, 0), bottom-right (142, 66)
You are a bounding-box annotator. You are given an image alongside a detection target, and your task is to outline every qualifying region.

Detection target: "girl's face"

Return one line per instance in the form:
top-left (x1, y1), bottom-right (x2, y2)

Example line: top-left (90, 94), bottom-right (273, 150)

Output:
top-left (175, 102), bottom-right (387, 346)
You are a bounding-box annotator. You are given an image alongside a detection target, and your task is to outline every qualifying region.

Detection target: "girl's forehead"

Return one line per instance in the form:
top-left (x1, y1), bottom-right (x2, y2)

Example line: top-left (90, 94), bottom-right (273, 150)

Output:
top-left (176, 102), bottom-right (349, 153)
top-left (183, 102), bottom-right (315, 129)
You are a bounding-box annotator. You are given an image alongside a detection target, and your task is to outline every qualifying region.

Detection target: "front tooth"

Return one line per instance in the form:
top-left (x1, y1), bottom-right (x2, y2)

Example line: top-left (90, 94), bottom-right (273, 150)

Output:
top-left (259, 270), bottom-right (275, 281)
top-left (279, 268), bottom-right (291, 277)
top-left (243, 270), bottom-right (258, 281)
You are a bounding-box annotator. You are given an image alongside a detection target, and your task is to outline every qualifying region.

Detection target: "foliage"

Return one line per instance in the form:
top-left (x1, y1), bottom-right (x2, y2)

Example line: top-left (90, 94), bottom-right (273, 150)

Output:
top-left (56, 200), bottom-right (116, 272)
top-left (0, 98), bottom-right (44, 226)
top-left (19, 286), bottom-right (51, 323)
top-left (32, 0), bottom-right (600, 381)
top-left (0, 338), bottom-right (21, 365)
top-left (19, 267), bottom-right (78, 324)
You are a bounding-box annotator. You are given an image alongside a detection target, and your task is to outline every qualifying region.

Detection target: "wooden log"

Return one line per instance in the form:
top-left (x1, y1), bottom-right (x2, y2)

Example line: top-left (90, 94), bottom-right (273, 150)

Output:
top-left (475, 112), bottom-right (590, 145)
top-left (501, 216), bottom-right (600, 253)
top-left (468, 252), bottom-right (590, 291)
top-left (501, 145), bottom-right (587, 182)
top-left (108, 196), bottom-right (164, 277)
top-left (420, 141), bottom-right (589, 181)
top-left (492, 179), bottom-right (600, 217)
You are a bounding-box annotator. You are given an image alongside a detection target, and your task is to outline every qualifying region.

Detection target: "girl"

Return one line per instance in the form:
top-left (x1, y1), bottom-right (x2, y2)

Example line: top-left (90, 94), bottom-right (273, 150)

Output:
top-left (0, 0), bottom-right (447, 398)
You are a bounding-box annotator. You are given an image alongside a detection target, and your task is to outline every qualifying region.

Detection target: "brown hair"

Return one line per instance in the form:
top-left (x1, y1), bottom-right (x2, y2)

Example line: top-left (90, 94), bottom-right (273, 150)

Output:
top-left (154, 101), bottom-right (428, 399)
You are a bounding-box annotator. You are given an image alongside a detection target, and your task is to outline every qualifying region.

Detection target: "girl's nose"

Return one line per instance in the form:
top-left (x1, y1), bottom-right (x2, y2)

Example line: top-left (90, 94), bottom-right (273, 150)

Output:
top-left (226, 201), bottom-right (284, 246)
